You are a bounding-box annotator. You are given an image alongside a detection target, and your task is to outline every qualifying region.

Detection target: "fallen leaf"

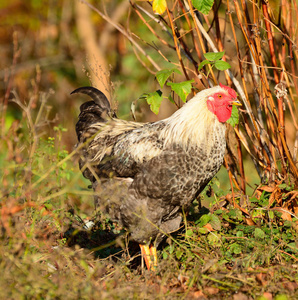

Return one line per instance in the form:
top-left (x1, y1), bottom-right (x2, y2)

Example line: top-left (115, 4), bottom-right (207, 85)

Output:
top-left (192, 290), bottom-right (207, 299)
top-left (202, 259), bottom-right (218, 273)
top-left (262, 292), bottom-right (273, 300)
top-left (281, 211), bottom-right (292, 221)
top-left (282, 280), bottom-right (298, 291)
top-left (245, 217), bottom-right (256, 225)
top-left (256, 273), bottom-right (267, 286)
top-left (268, 187), bottom-right (281, 206)
top-left (233, 292), bottom-right (250, 300)
top-left (204, 286), bottom-right (219, 295)
top-left (257, 186), bottom-right (275, 193)
top-left (203, 223), bottom-right (214, 231)
top-left (177, 274), bottom-right (189, 285)
top-left (272, 207), bottom-right (292, 221)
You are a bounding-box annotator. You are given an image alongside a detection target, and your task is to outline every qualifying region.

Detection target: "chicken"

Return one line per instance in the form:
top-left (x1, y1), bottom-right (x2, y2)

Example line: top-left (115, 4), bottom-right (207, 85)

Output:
top-left (72, 84), bottom-right (240, 270)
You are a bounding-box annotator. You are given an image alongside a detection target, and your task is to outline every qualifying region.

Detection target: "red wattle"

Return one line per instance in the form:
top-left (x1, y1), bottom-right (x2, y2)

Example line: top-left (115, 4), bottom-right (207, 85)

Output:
top-left (215, 107), bottom-right (232, 122)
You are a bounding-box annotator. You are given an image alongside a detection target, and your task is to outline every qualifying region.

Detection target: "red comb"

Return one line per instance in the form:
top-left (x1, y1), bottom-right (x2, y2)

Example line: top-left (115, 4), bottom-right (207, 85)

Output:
top-left (219, 83), bottom-right (237, 99)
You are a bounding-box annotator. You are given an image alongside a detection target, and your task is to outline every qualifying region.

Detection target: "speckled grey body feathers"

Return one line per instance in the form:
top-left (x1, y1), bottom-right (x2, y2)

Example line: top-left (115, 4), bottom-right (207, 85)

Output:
top-left (73, 86), bottom-right (226, 245)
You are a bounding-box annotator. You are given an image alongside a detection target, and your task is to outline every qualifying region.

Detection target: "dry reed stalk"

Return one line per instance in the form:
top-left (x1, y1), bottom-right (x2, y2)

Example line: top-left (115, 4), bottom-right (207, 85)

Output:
top-left (86, 0), bottom-right (298, 193)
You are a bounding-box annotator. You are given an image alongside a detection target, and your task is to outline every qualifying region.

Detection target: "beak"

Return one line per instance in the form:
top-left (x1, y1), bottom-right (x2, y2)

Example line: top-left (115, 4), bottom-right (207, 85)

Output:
top-left (231, 99), bottom-right (241, 106)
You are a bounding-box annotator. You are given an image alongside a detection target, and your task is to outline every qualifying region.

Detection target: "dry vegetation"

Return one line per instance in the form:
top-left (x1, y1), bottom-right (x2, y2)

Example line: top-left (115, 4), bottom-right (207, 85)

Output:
top-left (0, 0), bottom-right (298, 299)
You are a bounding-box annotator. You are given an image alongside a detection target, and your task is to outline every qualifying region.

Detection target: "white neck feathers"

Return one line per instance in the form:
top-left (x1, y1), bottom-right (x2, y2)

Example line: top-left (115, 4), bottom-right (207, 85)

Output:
top-left (159, 87), bottom-right (227, 150)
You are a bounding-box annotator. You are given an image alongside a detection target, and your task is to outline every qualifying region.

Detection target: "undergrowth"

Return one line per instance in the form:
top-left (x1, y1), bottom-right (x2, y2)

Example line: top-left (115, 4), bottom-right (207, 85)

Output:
top-left (0, 89), bottom-right (297, 299)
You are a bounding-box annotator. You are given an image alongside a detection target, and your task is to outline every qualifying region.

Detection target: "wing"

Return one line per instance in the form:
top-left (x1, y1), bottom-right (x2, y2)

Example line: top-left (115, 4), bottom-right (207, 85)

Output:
top-left (131, 147), bottom-right (200, 205)
top-left (130, 140), bottom-right (225, 207)
top-left (79, 119), bottom-right (167, 180)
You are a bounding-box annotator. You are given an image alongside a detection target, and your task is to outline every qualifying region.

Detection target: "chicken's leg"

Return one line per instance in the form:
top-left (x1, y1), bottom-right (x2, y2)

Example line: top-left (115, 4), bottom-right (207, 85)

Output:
top-left (139, 244), bottom-right (157, 271)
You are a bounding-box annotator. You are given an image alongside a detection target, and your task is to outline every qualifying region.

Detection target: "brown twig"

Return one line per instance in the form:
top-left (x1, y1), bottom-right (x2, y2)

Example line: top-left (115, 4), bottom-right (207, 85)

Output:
top-left (166, 7), bottom-right (190, 81)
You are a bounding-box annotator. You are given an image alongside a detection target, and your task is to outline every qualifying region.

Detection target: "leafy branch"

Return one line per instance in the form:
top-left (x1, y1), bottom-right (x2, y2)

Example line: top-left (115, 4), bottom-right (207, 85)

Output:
top-left (198, 51), bottom-right (231, 75)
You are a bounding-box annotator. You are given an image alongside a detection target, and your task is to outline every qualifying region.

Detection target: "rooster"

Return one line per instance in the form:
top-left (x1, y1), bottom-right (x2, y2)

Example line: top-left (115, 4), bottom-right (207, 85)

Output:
top-left (72, 84), bottom-right (240, 270)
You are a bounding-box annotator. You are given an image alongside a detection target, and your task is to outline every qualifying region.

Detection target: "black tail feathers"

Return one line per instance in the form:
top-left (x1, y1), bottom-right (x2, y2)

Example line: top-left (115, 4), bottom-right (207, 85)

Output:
top-left (71, 86), bottom-right (111, 113)
top-left (72, 86), bottom-right (113, 141)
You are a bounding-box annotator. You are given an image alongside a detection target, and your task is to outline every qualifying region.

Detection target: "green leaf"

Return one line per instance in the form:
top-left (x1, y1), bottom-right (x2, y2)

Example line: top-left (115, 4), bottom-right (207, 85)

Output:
top-left (252, 209), bottom-right (264, 219)
top-left (200, 214), bottom-right (211, 226)
top-left (226, 105), bottom-right (239, 127)
top-left (274, 211), bottom-right (282, 218)
top-left (275, 295), bottom-right (289, 300)
top-left (278, 183), bottom-right (288, 189)
top-left (176, 249), bottom-right (183, 259)
top-left (268, 210), bottom-right (274, 219)
top-left (230, 242), bottom-right (242, 254)
top-left (204, 51), bottom-right (225, 61)
top-left (168, 94), bottom-right (175, 104)
top-left (254, 228), bottom-right (265, 239)
top-left (192, 0), bottom-right (214, 15)
top-left (228, 208), bottom-right (243, 221)
top-left (153, 0), bottom-right (167, 14)
top-left (207, 232), bottom-right (221, 247)
top-left (167, 80), bottom-right (194, 102)
top-left (209, 214), bottom-right (221, 231)
top-left (249, 197), bottom-right (259, 203)
top-left (156, 68), bottom-right (181, 88)
top-left (214, 209), bottom-right (223, 215)
top-left (143, 90), bottom-right (163, 114)
top-left (186, 229), bottom-right (194, 237)
top-left (169, 244), bottom-right (175, 254)
top-left (278, 183), bottom-right (291, 191)
top-left (236, 231), bottom-right (244, 237)
top-left (222, 213), bottom-right (229, 221)
top-left (198, 227), bottom-right (209, 234)
top-left (228, 209), bottom-right (236, 219)
top-left (284, 220), bottom-right (292, 227)
top-left (287, 243), bottom-right (298, 253)
top-left (198, 60), bottom-right (212, 70)
top-left (214, 60), bottom-right (231, 71)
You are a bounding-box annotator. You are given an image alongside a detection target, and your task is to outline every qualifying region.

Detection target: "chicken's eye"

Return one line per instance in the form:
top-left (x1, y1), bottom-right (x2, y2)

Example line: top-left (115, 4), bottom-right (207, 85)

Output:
top-left (218, 94), bottom-right (222, 98)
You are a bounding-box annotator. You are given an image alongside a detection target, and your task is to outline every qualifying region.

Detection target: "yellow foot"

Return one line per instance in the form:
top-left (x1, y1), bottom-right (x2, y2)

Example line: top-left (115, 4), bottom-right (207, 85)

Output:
top-left (139, 244), bottom-right (158, 271)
